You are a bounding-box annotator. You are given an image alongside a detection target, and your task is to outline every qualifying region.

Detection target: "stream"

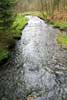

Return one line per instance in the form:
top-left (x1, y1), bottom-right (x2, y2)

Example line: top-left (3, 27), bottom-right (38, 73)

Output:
top-left (0, 16), bottom-right (67, 100)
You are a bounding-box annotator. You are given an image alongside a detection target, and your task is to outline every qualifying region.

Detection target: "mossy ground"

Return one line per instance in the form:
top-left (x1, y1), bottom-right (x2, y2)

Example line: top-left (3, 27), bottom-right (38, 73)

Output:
top-left (49, 21), bottom-right (67, 30)
top-left (12, 14), bottom-right (28, 39)
top-left (56, 33), bottom-right (67, 49)
top-left (0, 48), bottom-right (9, 64)
top-left (0, 14), bottom-right (28, 63)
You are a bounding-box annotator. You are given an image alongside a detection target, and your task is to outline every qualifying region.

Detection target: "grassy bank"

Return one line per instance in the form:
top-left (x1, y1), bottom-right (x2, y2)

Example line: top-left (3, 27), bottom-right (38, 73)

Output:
top-left (47, 11), bottom-right (67, 30)
top-left (0, 49), bottom-right (9, 64)
top-left (12, 14), bottom-right (28, 39)
top-left (22, 11), bottom-right (67, 30)
top-left (56, 33), bottom-right (67, 49)
top-left (0, 14), bottom-right (28, 64)
top-left (49, 20), bottom-right (67, 30)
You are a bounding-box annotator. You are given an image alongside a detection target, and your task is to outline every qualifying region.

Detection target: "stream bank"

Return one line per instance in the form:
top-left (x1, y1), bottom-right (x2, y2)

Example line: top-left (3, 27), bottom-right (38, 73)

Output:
top-left (0, 14), bottom-right (28, 64)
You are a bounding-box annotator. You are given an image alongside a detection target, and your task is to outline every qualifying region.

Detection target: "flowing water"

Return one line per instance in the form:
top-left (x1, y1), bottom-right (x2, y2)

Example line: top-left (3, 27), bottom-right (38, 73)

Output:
top-left (0, 16), bottom-right (67, 100)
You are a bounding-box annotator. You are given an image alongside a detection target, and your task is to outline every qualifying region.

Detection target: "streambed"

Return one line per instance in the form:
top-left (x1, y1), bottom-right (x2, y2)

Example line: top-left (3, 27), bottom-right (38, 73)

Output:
top-left (0, 16), bottom-right (67, 100)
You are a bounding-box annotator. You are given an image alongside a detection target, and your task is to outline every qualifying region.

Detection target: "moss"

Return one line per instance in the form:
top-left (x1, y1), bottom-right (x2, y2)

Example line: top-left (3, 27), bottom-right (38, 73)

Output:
top-left (49, 21), bottom-right (67, 30)
top-left (56, 33), bottom-right (67, 49)
top-left (12, 14), bottom-right (28, 39)
top-left (0, 48), bottom-right (9, 64)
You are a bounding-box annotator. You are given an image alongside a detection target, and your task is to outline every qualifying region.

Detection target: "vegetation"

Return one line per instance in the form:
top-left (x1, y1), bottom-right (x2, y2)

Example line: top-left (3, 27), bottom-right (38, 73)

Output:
top-left (0, 0), bottom-right (67, 64)
top-left (22, 11), bottom-right (47, 20)
top-left (47, 11), bottom-right (67, 30)
top-left (56, 33), bottom-right (67, 49)
top-left (22, 11), bottom-right (67, 31)
top-left (12, 14), bottom-right (28, 39)
top-left (0, 15), bottom-right (28, 64)
top-left (0, 14), bottom-right (28, 64)
top-left (0, 0), bottom-right (15, 30)
top-left (0, 0), bottom-right (13, 63)
top-left (17, 0), bottom-right (67, 30)
top-left (0, 49), bottom-right (9, 64)
top-left (49, 21), bottom-right (67, 30)
top-left (0, 0), bottom-right (28, 64)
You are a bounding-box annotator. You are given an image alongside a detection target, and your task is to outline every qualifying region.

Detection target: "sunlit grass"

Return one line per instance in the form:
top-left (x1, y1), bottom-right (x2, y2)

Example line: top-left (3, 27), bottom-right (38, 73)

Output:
top-left (12, 14), bottom-right (28, 39)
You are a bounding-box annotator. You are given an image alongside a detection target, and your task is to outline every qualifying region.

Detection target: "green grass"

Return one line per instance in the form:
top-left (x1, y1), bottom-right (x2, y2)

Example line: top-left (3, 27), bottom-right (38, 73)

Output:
top-left (49, 21), bottom-right (67, 30)
top-left (0, 48), bottom-right (9, 63)
top-left (12, 14), bottom-right (28, 39)
top-left (56, 33), bottom-right (67, 49)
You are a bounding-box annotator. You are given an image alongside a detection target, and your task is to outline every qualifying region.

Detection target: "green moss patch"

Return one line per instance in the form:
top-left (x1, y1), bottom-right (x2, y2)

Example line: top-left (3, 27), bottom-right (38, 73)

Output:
top-left (0, 48), bottom-right (9, 64)
top-left (12, 14), bottom-right (28, 39)
top-left (49, 21), bottom-right (67, 30)
top-left (56, 33), bottom-right (67, 49)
